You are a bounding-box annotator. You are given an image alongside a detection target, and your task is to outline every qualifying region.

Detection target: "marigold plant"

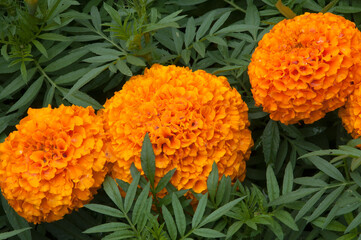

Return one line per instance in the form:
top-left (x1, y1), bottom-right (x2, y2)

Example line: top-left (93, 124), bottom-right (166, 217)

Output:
top-left (101, 64), bottom-right (253, 194)
top-left (0, 105), bottom-right (108, 223)
top-left (248, 12), bottom-right (361, 125)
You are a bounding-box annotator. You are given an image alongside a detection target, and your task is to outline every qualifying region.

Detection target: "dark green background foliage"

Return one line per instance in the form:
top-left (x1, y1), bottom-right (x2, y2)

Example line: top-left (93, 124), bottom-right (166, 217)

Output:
top-left (1, 0), bottom-right (361, 239)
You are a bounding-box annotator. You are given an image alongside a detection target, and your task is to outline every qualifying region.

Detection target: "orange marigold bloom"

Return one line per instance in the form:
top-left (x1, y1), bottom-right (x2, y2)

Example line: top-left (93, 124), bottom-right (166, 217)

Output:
top-left (248, 12), bottom-right (361, 124)
top-left (102, 64), bottom-right (253, 194)
top-left (0, 105), bottom-right (108, 223)
top-left (339, 85), bottom-right (361, 138)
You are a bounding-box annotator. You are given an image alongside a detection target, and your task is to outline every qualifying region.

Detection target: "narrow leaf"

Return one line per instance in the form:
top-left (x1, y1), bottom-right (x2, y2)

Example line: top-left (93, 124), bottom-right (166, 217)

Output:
top-left (102, 176), bottom-right (124, 211)
top-left (282, 162), bottom-right (293, 195)
top-left (268, 188), bottom-right (320, 206)
top-left (344, 211), bottom-right (361, 233)
top-left (207, 162), bottom-right (218, 201)
top-left (274, 209), bottom-right (298, 231)
top-left (267, 165), bottom-right (279, 202)
top-left (141, 133), bottom-right (156, 188)
top-left (155, 168), bottom-right (176, 193)
top-left (193, 228), bottom-right (225, 238)
top-left (172, 193), bottom-right (186, 237)
top-left (295, 189), bottom-right (325, 221)
top-left (83, 222), bottom-right (130, 233)
top-left (124, 171), bottom-right (140, 213)
top-left (192, 193), bottom-right (208, 228)
top-left (162, 206), bottom-right (177, 240)
top-left (184, 17), bottom-right (196, 47)
top-left (306, 156), bottom-right (345, 182)
top-left (85, 204), bottom-right (124, 218)
top-left (32, 40), bottom-right (48, 58)
top-left (196, 12), bottom-right (214, 41)
top-left (38, 33), bottom-right (71, 41)
top-left (262, 120), bottom-right (280, 164)
top-left (209, 11), bottom-right (231, 35)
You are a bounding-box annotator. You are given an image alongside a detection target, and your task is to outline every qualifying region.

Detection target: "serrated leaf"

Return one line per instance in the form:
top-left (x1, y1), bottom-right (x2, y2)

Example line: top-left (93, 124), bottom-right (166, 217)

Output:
top-left (0, 227), bottom-right (32, 240)
top-left (312, 217), bottom-right (346, 232)
top-left (295, 189), bottom-right (325, 221)
top-left (102, 230), bottom-right (136, 240)
top-left (83, 55), bottom-right (119, 63)
top-left (274, 209), bottom-right (298, 231)
top-left (116, 60), bottom-right (132, 76)
top-left (192, 193), bottom-right (208, 228)
top-left (103, 2), bottom-right (123, 26)
top-left (20, 62), bottom-right (27, 82)
top-left (282, 162), bottom-right (293, 194)
top-left (214, 24), bottom-right (260, 35)
top-left (90, 6), bottom-right (101, 31)
top-left (8, 76), bottom-right (44, 113)
top-left (193, 41), bottom-right (206, 57)
top-left (267, 165), bottom-right (279, 202)
top-left (293, 177), bottom-right (328, 187)
top-left (54, 68), bottom-right (90, 85)
top-left (102, 176), bottom-right (124, 211)
top-left (64, 65), bottom-right (106, 98)
top-left (209, 11), bottom-right (231, 35)
top-left (172, 28), bottom-right (183, 54)
top-left (196, 12), bottom-right (214, 41)
top-left (226, 221), bottom-right (243, 240)
top-left (351, 157), bottom-right (361, 171)
top-left (266, 218), bottom-right (284, 240)
top-left (172, 193), bottom-right (186, 237)
top-left (263, 120), bottom-right (280, 164)
top-left (43, 85), bottom-right (55, 107)
top-left (32, 40), bottom-right (48, 58)
top-left (206, 35), bottom-right (227, 46)
top-left (126, 55), bottom-right (146, 66)
top-left (155, 168), bottom-right (176, 193)
top-left (124, 171), bottom-right (140, 213)
top-left (59, 87), bottom-right (102, 109)
top-left (132, 182), bottom-right (150, 224)
top-left (162, 206), bottom-right (177, 240)
top-left (199, 198), bottom-right (242, 227)
top-left (245, 2), bottom-right (260, 39)
top-left (193, 228), bottom-right (225, 238)
top-left (185, 17), bottom-right (196, 47)
top-left (38, 33), bottom-right (71, 41)
top-left (268, 188), bottom-right (320, 206)
top-left (207, 162), bottom-right (218, 201)
top-left (333, 6), bottom-right (361, 13)
top-left (216, 176), bottom-right (227, 206)
top-left (83, 222), bottom-right (130, 233)
top-left (344, 211), bottom-right (361, 233)
top-left (181, 49), bottom-right (191, 65)
top-left (306, 156), bottom-right (345, 182)
top-left (44, 49), bottom-right (88, 72)
top-left (350, 171), bottom-right (361, 188)
top-left (1, 194), bottom-right (31, 240)
top-left (307, 185), bottom-right (345, 223)
top-left (85, 204), bottom-right (124, 218)
top-left (140, 133), bottom-right (156, 188)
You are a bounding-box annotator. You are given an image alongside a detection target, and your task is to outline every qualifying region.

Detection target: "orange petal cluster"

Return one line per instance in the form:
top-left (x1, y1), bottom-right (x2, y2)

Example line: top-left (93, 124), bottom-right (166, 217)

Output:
top-left (0, 105), bottom-right (108, 223)
top-left (248, 12), bottom-right (361, 124)
top-left (101, 64), bottom-right (253, 194)
top-left (339, 85), bottom-right (361, 138)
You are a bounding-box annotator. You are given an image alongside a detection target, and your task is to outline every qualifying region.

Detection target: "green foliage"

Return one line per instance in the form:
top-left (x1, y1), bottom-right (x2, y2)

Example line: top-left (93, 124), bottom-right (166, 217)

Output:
top-left (1, 0), bottom-right (361, 239)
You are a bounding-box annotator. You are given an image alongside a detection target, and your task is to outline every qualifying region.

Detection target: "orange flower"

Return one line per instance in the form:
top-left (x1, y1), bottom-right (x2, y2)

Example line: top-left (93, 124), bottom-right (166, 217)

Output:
top-left (0, 105), bottom-right (108, 223)
top-left (248, 12), bottom-right (361, 124)
top-left (101, 64), bottom-right (253, 194)
top-left (339, 85), bottom-right (361, 138)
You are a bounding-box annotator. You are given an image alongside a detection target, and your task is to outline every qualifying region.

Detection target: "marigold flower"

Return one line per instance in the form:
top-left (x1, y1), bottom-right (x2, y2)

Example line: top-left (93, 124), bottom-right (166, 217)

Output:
top-left (0, 105), bottom-right (108, 223)
top-left (339, 85), bottom-right (361, 138)
top-left (102, 64), bottom-right (253, 194)
top-left (248, 12), bottom-right (361, 124)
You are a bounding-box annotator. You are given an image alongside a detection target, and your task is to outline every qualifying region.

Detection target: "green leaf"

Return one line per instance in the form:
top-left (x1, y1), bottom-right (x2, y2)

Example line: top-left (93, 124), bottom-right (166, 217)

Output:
top-left (126, 55), bottom-right (146, 67)
top-left (245, 2), bottom-right (260, 39)
top-left (85, 204), bottom-right (124, 218)
top-left (335, 233), bottom-right (358, 240)
top-left (196, 12), bottom-right (214, 41)
top-left (172, 28), bottom-right (183, 54)
top-left (102, 230), bottom-right (136, 240)
top-left (333, 6), bottom-right (361, 13)
top-left (124, 171), bottom-right (140, 213)
top-left (20, 62), bottom-right (27, 82)
top-left (193, 228), bottom-right (225, 238)
top-left (90, 6), bottom-right (101, 31)
top-left (155, 168), bottom-right (176, 193)
top-left (44, 49), bottom-right (89, 72)
top-left (172, 193), bottom-right (186, 237)
top-left (0, 227), bottom-right (32, 240)
top-left (103, 3), bottom-right (123, 26)
top-left (209, 11), bottom-right (231, 35)
top-left (306, 156), bottom-right (345, 182)
top-left (295, 189), bottom-right (325, 221)
top-left (206, 36), bottom-right (227, 46)
top-left (307, 185), bottom-right (345, 223)
top-left (282, 162), bottom-right (293, 195)
top-left (162, 206), bottom-right (177, 240)
top-left (83, 222), bottom-right (130, 233)
top-left (184, 17), bottom-right (196, 47)
top-left (199, 198), bottom-right (242, 227)
top-left (215, 24), bottom-right (260, 35)
top-left (43, 85), bottom-right (55, 107)
top-left (193, 41), bottom-right (206, 57)
top-left (132, 182), bottom-right (151, 225)
top-left (32, 40), bottom-right (48, 58)
top-left (216, 176), bottom-right (230, 206)
top-left (1, 45), bottom-right (9, 61)
top-left (267, 165), bottom-right (279, 202)
top-left (116, 60), bottom-right (133, 76)
top-left (59, 88), bottom-right (102, 109)
top-left (207, 162), bottom-right (218, 201)
top-left (351, 157), bottom-right (361, 171)
top-left (65, 65), bottom-right (106, 98)
top-left (38, 33), bottom-right (71, 41)
top-left (140, 133), bottom-right (156, 188)
top-left (268, 188), bottom-right (320, 206)
top-left (274, 209), bottom-right (298, 231)
top-left (225, 221), bottom-right (243, 240)
top-left (54, 68), bottom-right (91, 85)
top-left (345, 211), bottom-right (361, 233)
top-left (266, 218), bottom-right (284, 240)
top-left (102, 176), bottom-right (124, 211)
top-left (312, 217), bottom-right (346, 232)
top-left (192, 193), bottom-right (208, 228)
top-left (8, 76), bottom-right (44, 113)
top-left (1, 194), bottom-right (31, 240)
top-left (0, 68), bottom-right (36, 100)
top-left (350, 171), bottom-right (361, 188)
top-left (293, 177), bottom-right (328, 187)
top-left (262, 120), bottom-right (280, 164)
top-left (83, 55), bottom-right (119, 63)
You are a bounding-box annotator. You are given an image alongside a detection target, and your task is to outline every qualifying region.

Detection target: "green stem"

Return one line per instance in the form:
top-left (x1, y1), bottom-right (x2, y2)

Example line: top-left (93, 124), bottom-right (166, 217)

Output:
top-left (343, 159), bottom-right (351, 181)
top-left (34, 60), bottom-right (59, 89)
top-left (224, 0), bottom-right (246, 13)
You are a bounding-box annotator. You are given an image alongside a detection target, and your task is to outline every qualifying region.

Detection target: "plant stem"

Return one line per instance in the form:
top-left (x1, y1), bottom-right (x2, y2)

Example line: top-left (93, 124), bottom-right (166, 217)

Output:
top-left (224, 0), bottom-right (246, 13)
